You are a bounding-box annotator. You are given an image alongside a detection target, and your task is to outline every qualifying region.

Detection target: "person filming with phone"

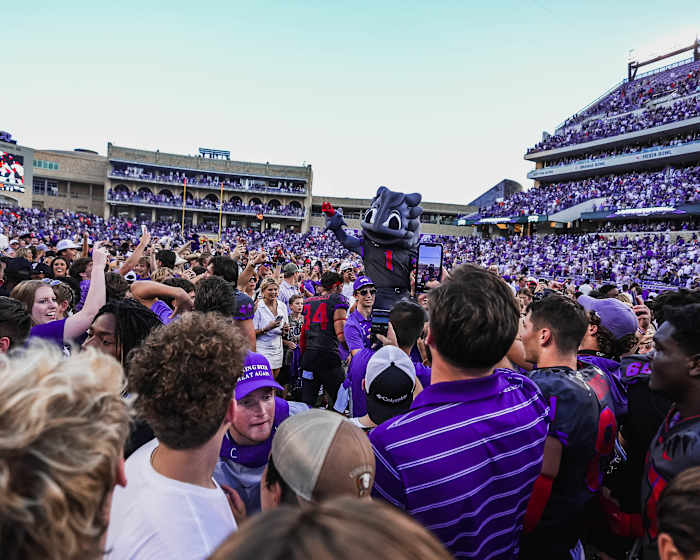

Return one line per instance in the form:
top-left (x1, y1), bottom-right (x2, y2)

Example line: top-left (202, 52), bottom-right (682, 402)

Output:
top-left (254, 277), bottom-right (288, 379)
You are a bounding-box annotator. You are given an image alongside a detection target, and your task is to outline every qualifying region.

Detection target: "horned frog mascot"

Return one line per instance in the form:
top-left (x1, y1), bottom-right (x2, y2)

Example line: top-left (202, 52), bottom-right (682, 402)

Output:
top-left (322, 186), bottom-right (423, 310)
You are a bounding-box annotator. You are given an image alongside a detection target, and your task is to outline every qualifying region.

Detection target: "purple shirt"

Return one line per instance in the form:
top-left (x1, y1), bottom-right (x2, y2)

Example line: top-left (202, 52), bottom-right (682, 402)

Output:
top-left (347, 348), bottom-right (373, 418)
top-left (76, 279), bottom-right (90, 312)
top-left (30, 319), bottom-right (67, 347)
top-left (341, 309), bottom-right (371, 362)
top-left (344, 310), bottom-right (372, 353)
top-left (370, 370), bottom-right (550, 559)
top-left (150, 299), bottom-right (173, 325)
top-left (413, 361), bottom-right (431, 388)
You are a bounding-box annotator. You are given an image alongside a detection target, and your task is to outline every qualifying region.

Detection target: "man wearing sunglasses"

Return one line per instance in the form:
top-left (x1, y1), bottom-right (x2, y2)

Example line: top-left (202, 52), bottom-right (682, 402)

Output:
top-left (345, 276), bottom-right (376, 360)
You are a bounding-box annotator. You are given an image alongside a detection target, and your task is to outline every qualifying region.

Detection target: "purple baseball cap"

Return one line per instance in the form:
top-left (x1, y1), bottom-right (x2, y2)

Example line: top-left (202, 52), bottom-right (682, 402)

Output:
top-left (353, 276), bottom-right (375, 292)
top-left (577, 295), bottom-right (638, 340)
top-left (235, 352), bottom-right (284, 400)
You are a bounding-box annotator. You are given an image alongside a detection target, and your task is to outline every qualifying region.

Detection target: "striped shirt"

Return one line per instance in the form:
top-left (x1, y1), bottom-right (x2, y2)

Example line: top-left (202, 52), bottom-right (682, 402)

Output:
top-left (369, 369), bottom-right (549, 559)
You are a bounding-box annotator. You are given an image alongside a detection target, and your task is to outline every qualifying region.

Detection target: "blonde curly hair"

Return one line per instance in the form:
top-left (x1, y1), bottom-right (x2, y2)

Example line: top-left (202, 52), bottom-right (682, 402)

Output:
top-left (0, 343), bottom-right (129, 559)
top-left (150, 267), bottom-right (174, 283)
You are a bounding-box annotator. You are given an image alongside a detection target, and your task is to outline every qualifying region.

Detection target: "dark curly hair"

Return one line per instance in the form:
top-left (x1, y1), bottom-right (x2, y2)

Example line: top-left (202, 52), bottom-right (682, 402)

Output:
top-left (650, 288), bottom-right (700, 326)
top-left (94, 299), bottom-right (162, 366)
top-left (127, 312), bottom-right (246, 450)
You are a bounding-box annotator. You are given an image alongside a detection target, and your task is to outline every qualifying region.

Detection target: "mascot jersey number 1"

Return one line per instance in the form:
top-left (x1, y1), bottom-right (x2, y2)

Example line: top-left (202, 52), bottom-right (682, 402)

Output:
top-left (322, 186), bottom-right (423, 310)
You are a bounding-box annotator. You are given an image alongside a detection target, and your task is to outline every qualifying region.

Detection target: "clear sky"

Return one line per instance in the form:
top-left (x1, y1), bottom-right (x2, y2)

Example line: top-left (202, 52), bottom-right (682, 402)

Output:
top-left (3, 1), bottom-right (698, 203)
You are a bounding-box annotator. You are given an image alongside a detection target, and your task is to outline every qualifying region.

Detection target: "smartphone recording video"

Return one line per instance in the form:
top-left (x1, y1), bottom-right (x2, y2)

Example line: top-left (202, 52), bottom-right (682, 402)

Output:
top-left (415, 243), bottom-right (444, 293)
top-left (370, 308), bottom-right (390, 342)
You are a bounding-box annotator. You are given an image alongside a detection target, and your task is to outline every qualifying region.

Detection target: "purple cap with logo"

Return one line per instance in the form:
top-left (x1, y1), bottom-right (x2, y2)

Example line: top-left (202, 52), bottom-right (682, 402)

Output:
top-left (353, 276), bottom-right (375, 292)
top-left (578, 295), bottom-right (639, 340)
top-left (235, 352), bottom-right (284, 400)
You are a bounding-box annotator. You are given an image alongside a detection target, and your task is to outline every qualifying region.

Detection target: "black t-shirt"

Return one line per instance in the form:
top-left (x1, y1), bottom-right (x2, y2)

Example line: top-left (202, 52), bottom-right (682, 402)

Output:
top-left (302, 293), bottom-right (348, 354)
top-left (525, 366), bottom-right (600, 553)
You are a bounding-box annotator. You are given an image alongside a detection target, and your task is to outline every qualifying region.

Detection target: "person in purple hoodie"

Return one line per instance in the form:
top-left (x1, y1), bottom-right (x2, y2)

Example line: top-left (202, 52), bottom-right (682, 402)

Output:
top-left (577, 295), bottom-right (640, 419)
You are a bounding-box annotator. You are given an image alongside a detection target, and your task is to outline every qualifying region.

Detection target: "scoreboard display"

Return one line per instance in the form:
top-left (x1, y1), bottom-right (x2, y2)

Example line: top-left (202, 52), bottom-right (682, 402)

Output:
top-left (0, 151), bottom-right (24, 192)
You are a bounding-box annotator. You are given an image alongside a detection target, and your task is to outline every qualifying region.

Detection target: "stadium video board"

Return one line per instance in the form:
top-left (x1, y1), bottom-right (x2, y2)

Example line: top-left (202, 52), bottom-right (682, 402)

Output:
top-left (0, 151), bottom-right (24, 192)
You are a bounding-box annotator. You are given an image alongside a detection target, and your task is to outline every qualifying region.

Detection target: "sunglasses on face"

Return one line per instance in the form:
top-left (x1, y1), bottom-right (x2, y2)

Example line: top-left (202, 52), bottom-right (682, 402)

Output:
top-left (358, 288), bottom-right (376, 296)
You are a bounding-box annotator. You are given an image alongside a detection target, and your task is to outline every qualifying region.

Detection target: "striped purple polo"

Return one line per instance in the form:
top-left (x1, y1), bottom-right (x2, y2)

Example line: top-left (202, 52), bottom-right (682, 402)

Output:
top-left (370, 369), bottom-right (549, 559)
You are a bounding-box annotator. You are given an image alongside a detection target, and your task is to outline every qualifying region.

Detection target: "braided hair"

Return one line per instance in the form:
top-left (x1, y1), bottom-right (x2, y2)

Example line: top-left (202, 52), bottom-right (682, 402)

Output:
top-left (93, 299), bottom-right (162, 366)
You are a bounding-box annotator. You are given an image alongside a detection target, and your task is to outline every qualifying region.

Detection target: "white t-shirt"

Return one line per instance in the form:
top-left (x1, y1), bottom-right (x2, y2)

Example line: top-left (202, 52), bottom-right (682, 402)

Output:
top-left (106, 439), bottom-right (236, 560)
top-left (341, 282), bottom-right (356, 308)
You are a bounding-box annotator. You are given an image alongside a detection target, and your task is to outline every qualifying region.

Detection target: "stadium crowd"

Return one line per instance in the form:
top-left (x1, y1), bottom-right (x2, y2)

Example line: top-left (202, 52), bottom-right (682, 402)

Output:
top-left (541, 131), bottom-right (700, 169)
top-left (556, 60), bottom-right (700, 130)
top-left (477, 163), bottom-right (700, 218)
top-left (107, 189), bottom-right (306, 217)
top-left (593, 219), bottom-right (700, 232)
top-left (527, 94), bottom-right (700, 154)
top-left (1, 202), bottom-right (700, 560)
top-left (111, 164), bottom-right (307, 194)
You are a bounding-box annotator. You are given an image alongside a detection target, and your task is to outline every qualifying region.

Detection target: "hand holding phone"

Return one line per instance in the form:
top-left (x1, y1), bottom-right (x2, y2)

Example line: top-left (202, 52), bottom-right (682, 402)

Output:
top-left (415, 243), bottom-right (444, 293)
top-left (371, 308), bottom-right (390, 343)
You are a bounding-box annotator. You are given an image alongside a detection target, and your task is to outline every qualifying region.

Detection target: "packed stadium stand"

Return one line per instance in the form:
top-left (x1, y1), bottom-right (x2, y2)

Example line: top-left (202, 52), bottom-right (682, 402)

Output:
top-left (462, 40), bottom-right (700, 236)
top-left (106, 144), bottom-right (313, 232)
top-left (0, 134), bottom-right (475, 236)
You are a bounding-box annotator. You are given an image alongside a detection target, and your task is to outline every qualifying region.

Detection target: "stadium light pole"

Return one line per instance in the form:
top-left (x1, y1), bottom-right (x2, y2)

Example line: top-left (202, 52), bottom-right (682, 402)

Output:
top-left (181, 177), bottom-right (187, 234)
top-left (218, 181), bottom-right (223, 241)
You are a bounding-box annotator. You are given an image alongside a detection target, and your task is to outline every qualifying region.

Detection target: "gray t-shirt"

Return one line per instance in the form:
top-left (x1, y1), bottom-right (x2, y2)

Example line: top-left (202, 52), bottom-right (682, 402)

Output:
top-left (213, 400), bottom-right (308, 515)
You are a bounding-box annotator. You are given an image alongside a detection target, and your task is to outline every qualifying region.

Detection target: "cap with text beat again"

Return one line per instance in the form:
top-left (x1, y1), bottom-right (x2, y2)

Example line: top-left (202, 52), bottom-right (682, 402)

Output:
top-left (235, 352), bottom-right (283, 400)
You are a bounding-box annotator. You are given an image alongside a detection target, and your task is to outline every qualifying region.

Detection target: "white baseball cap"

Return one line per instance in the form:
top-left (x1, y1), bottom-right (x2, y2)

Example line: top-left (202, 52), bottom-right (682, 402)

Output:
top-left (56, 239), bottom-right (80, 251)
top-left (365, 346), bottom-right (416, 425)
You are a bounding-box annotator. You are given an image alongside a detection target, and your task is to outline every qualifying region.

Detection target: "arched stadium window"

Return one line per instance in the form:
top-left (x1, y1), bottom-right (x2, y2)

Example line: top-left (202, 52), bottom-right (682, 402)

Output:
top-left (160, 189), bottom-right (174, 199)
top-left (268, 199), bottom-right (281, 208)
top-left (138, 187), bottom-right (153, 196)
top-left (250, 197), bottom-right (262, 206)
top-left (230, 196), bottom-right (242, 205)
top-left (114, 184), bottom-right (130, 194)
top-left (205, 193), bottom-right (219, 202)
top-left (289, 200), bottom-right (302, 210)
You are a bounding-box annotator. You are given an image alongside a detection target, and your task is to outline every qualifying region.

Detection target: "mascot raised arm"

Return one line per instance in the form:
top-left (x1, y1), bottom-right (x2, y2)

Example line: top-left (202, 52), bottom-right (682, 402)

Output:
top-left (322, 186), bottom-right (423, 310)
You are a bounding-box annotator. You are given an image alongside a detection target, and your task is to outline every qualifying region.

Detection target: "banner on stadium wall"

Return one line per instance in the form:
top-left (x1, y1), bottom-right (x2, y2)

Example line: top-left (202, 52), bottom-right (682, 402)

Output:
top-left (456, 214), bottom-right (549, 226)
top-left (528, 139), bottom-right (700, 180)
top-left (581, 203), bottom-right (700, 221)
top-left (641, 280), bottom-right (678, 293)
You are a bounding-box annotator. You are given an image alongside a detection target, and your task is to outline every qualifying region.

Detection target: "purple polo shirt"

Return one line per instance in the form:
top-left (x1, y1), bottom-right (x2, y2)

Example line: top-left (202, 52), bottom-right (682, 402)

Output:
top-left (345, 309), bottom-right (371, 353)
top-left (370, 369), bottom-right (550, 559)
top-left (30, 319), bottom-right (67, 347)
top-left (346, 348), bottom-right (373, 418)
top-left (413, 361), bottom-right (431, 387)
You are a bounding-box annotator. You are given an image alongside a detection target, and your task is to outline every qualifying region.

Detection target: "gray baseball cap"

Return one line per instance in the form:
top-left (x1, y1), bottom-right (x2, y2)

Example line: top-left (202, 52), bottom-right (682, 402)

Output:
top-left (270, 409), bottom-right (375, 502)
